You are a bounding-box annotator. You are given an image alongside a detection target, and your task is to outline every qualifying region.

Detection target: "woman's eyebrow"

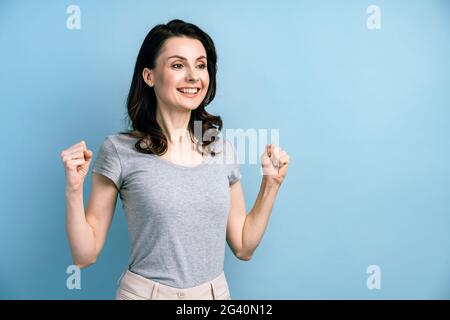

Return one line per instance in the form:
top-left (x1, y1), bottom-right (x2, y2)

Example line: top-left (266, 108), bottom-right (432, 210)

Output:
top-left (167, 55), bottom-right (207, 61)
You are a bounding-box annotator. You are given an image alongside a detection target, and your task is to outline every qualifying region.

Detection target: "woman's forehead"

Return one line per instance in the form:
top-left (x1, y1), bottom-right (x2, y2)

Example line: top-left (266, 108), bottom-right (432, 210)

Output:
top-left (159, 37), bottom-right (207, 60)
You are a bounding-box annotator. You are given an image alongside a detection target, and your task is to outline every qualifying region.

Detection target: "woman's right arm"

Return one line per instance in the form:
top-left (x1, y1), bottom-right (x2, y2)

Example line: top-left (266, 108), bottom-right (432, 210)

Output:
top-left (62, 141), bottom-right (118, 269)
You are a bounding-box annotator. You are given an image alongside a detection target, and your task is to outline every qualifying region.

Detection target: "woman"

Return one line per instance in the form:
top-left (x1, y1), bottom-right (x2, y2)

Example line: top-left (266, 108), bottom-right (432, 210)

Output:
top-left (60, 19), bottom-right (290, 300)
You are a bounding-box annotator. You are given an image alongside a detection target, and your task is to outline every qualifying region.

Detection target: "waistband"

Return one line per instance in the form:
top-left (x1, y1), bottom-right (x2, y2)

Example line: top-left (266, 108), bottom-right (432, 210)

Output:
top-left (117, 269), bottom-right (229, 300)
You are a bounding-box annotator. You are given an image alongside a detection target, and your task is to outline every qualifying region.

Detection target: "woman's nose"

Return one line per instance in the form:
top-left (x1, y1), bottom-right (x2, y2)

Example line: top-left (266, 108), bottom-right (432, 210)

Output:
top-left (187, 68), bottom-right (200, 81)
top-left (188, 74), bottom-right (199, 82)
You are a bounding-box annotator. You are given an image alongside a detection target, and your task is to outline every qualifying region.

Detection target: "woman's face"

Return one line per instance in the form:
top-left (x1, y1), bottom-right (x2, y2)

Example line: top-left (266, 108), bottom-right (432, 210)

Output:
top-left (144, 36), bottom-right (210, 112)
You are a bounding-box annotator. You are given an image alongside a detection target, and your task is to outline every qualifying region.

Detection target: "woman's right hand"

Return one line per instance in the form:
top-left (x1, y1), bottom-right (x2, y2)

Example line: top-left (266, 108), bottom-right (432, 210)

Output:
top-left (61, 140), bottom-right (93, 193)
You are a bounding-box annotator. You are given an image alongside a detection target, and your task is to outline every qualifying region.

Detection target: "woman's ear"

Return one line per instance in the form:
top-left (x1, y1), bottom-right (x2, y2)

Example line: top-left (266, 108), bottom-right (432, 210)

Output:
top-left (142, 68), bottom-right (154, 87)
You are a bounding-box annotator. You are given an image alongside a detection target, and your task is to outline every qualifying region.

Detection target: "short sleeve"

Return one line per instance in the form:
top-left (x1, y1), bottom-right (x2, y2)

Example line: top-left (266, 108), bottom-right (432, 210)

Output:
top-left (225, 140), bottom-right (242, 186)
top-left (92, 137), bottom-right (123, 190)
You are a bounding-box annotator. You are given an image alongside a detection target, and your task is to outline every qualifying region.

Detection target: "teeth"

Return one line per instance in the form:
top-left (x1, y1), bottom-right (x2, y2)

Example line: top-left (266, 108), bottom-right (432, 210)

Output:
top-left (178, 88), bottom-right (199, 94)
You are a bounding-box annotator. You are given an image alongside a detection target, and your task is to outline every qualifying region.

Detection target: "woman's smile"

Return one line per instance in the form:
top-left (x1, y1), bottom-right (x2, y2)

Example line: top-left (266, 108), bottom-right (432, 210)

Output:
top-left (176, 87), bottom-right (201, 98)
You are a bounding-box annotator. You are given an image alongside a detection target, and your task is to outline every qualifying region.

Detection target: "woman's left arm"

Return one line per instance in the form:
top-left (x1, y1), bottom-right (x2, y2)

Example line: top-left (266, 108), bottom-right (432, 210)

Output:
top-left (226, 144), bottom-right (290, 260)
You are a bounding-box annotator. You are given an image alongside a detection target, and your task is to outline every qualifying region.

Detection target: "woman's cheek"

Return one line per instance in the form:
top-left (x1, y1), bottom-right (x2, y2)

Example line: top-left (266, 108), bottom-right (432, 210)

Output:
top-left (162, 72), bottom-right (179, 88)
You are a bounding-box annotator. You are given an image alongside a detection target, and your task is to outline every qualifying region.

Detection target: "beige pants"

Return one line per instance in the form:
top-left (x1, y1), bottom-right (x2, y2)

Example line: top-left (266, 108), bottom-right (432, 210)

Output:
top-left (115, 269), bottom-right (232, 300)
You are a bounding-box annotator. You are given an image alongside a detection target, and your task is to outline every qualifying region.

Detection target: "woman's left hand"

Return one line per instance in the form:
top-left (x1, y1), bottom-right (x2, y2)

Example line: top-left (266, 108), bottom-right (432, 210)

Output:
top-left (260, 144), bottom-right (290, 186)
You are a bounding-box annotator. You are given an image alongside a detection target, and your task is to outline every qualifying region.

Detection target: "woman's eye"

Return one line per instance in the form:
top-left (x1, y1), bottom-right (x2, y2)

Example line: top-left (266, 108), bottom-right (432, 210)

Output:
top-left (172, 63), bottom-right (206, 69)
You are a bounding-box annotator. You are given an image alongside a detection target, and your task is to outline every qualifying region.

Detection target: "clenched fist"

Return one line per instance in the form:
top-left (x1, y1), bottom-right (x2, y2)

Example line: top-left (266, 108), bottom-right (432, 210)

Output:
top-left (260, 144), bottom-right (290, 186)
top-left (60, 140), bottom-right (93, 193)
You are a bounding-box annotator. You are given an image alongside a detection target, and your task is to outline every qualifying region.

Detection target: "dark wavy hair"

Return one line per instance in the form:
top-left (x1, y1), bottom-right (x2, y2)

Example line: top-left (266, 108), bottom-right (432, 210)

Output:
top-left (119, 19), bottom-right (222, 156)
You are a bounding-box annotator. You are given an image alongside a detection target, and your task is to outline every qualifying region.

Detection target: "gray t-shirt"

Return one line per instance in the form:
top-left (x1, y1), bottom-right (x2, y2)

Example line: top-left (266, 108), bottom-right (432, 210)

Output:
top-left (91, 133), bottom-right (242, 288)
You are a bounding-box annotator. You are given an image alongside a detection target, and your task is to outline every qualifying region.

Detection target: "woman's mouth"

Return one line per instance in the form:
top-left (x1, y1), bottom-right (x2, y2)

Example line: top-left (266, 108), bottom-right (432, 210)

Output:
top-left (177, 87), bottom-right (201, 97)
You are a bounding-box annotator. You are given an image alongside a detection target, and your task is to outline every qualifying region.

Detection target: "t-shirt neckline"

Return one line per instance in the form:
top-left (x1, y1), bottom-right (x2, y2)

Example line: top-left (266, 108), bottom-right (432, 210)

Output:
top-left (150, 152), bottom-right (211, 170)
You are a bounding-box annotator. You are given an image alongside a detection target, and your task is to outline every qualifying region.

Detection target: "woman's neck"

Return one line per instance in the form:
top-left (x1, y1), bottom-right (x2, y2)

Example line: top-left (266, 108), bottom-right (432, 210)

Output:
top-left (155, 105), bottom-right (194, 150)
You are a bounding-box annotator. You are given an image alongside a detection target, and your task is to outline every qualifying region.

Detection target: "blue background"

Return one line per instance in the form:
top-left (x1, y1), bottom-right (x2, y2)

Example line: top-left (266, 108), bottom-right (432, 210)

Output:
top-left (1, 0), bottom-right (449, 299)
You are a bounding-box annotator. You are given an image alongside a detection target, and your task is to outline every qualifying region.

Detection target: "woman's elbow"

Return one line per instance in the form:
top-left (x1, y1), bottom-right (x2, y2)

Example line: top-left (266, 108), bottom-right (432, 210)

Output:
top-left (74, 257), bottom-right (97, 269)
top-left (236, 251), bottom-right (253, 261)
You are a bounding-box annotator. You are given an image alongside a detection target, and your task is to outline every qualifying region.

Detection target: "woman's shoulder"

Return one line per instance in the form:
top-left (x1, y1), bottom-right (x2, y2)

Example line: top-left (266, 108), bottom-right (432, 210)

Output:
top-left (108, 131), bottom-right (139, 141)
top-left (102, 132), bottom-right (140, 153)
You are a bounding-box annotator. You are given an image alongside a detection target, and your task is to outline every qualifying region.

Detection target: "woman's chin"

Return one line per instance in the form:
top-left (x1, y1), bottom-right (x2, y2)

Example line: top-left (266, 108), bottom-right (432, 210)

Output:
top-left (178, 103), bottom-right (201, 111)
